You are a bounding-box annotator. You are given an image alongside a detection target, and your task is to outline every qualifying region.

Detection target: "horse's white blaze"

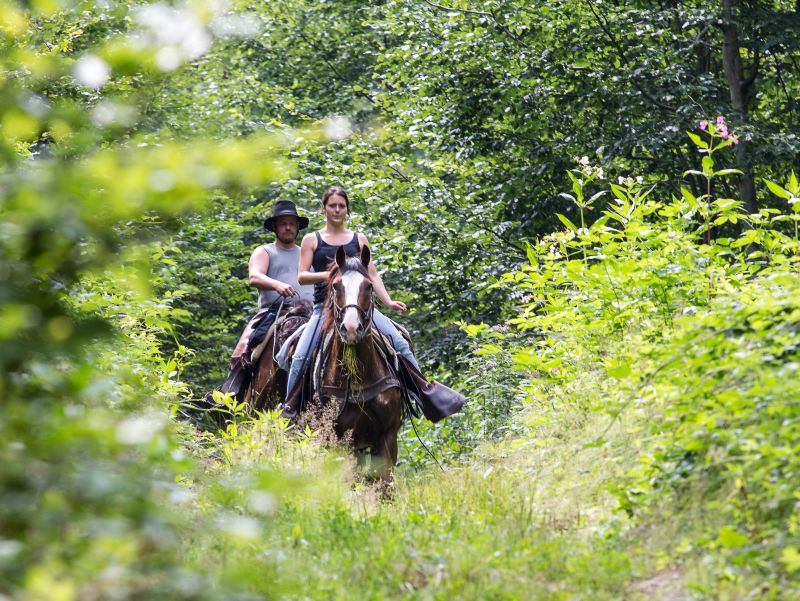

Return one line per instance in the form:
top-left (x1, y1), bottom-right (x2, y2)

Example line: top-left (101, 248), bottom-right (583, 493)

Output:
top-left (341, 271), bottom-right (365, 335)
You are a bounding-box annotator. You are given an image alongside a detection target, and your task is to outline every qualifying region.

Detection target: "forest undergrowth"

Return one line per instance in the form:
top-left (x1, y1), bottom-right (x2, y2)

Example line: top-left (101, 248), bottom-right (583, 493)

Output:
top-left (3, 3), bottom-right (800, 597)
top-left (4, 97), bottom-right (799, 597)
top-left (158, 130), bottom-right (800, 600)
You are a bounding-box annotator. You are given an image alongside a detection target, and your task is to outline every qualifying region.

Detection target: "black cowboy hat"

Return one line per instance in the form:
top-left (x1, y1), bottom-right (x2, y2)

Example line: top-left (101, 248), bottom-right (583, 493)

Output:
top-left (263, 200), bottom-right (309, 232)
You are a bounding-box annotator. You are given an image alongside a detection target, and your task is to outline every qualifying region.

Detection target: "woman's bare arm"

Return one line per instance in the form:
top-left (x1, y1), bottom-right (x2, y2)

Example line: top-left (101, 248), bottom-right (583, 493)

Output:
top-left (360, 234), bottom-right (407, 312)
top-left (297, 233), bottom-right (328, 285)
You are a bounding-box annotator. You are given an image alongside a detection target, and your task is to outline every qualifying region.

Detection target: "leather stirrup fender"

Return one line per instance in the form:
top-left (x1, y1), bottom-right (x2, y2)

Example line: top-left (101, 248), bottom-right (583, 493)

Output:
top-left (399, 357), bottom-right (464, 422)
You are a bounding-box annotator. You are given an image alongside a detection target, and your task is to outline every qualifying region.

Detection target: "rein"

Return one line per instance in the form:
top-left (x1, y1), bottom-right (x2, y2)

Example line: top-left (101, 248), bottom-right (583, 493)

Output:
top-left (270, 297), bottom-right (286, 364)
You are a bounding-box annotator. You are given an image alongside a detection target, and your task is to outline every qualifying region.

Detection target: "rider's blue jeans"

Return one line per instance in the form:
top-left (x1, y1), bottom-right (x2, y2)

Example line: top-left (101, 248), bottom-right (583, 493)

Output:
top-left (285, 302), bottom-right (420, 395)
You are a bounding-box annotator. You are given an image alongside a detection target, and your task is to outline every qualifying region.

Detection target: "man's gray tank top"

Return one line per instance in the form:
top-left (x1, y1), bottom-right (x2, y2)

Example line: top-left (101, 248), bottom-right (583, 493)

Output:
top-left (258, 243), bottom-right (314, 309)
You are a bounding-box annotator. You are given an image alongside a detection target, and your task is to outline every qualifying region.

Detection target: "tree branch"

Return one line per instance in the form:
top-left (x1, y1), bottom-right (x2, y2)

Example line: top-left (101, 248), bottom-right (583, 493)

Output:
top-left (387, 164), bottom-right (412, 182)
top-left (742, 46), bottom-right (760, 94)
top-left (291, 24), bottom-right (383, 110)
top-left (421, 0), bottom-right (491, 18)
top-left (421, 0), bottom-right (530, 49)
top-left (581, 0), bottom-right (676, 113)
top-left (471, 221), bottom-right (527, 257)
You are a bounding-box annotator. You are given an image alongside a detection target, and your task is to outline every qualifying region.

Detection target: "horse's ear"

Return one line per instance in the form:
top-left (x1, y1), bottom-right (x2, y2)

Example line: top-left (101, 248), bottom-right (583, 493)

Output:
top-left (360, 244), bottom-right (371, 268)
top-left (335, 245), bottom-right (347, 269)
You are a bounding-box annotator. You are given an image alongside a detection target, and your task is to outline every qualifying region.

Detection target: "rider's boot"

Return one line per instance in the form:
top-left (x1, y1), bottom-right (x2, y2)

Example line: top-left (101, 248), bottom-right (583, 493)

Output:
top-left (208, 352), bottom-right (252, 405)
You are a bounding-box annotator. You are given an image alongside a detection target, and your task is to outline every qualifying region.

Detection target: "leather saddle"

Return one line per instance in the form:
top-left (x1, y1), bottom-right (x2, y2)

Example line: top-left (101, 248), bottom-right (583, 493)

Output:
top-left (280, 327), bottom-right (464, 423)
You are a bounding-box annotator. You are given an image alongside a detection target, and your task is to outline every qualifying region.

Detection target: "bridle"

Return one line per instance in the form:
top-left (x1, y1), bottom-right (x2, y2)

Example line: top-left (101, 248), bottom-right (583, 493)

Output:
top-left (330, 281), bottom-right (375, 341)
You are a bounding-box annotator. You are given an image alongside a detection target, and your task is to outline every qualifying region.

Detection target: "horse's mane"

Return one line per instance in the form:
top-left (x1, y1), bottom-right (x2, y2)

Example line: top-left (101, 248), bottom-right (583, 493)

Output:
top-left (326, 256), bottom-right (369, 281)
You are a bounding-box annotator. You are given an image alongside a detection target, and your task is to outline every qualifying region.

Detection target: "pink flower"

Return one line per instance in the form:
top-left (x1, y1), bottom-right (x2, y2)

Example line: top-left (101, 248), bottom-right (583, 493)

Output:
top-left (733, 138), bottom-right (740, 145)
top-left (699, 120), bottom-right (708, 130)
top-left (716, 116), bottom-right (725, 125)
top-left (720, 124), bottom-right (729, 138)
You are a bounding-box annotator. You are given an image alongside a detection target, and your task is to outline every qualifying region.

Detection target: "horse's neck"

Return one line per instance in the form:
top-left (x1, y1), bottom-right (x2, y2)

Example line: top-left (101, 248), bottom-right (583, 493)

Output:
top-left (342, 334), bottom-right (378, 367)
top-left (355, 335), bottom-right (380, 369)
top-left (328, 331), bottom-right (384, 380)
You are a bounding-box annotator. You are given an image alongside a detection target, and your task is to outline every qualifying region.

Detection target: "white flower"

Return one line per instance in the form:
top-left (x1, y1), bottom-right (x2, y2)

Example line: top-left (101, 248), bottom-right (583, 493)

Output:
top-left (134, 3), bottom-right (212, 71)
top-left (579, 156), bottom-right (590, 166)
top-left (91, 100), bottom-right (137, 127)
top-left (210, 14), bottom-right (260, 38)
top-left (73, 55), bottom-right (111, 89)
top-left (324, 115), bottom-right (352, 140)
top-left (116, 413), bottom-right (166, 445)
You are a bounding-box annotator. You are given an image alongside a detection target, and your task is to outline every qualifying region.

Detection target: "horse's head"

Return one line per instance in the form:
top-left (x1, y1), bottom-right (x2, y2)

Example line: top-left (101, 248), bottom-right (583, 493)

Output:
top-left (329, 244), bottom-right (374, 344)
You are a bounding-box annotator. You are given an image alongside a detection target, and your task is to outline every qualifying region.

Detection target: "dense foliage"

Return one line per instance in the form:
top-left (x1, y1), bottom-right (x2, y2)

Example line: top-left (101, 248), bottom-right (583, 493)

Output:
top-left (2, 0), bottom-right (799, 599)
top-left (145, 0), bottom-right (800, 390)
top-left (489, 136), bottom-right (800, 594)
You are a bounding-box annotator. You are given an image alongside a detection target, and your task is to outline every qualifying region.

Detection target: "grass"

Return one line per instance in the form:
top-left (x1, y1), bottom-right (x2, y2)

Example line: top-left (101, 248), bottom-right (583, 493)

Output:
top-left (174, 379), bottom-right (703, 601)
top-left (176, 294), bottom-right (800, 601)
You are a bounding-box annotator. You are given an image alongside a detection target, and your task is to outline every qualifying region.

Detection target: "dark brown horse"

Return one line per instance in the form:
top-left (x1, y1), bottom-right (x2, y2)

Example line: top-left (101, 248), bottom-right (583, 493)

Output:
top-left (244, 301), bottom-right (311, 413)
top-left (312, 245), bottom-right (405, 480)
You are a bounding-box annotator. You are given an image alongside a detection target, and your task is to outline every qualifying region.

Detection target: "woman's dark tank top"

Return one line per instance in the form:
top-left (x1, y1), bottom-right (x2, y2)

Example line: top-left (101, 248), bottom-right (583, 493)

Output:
top-left (312, 231), bottom-right (361, 304)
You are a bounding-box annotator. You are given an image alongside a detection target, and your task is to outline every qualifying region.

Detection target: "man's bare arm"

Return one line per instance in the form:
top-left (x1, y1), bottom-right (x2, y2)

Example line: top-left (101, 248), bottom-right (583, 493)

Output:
top-left (248, 247), bottom-right (296, 297)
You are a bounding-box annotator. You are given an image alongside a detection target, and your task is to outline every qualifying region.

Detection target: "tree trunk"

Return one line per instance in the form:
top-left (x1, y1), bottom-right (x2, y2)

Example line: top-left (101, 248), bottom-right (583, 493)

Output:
top-left (720, 0), bottom-right (758, 215)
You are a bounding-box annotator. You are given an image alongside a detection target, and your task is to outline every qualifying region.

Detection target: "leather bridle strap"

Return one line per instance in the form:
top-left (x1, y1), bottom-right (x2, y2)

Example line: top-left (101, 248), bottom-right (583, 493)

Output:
top-left (331, 293), bottom-right (375, 337)
top-left (270, 297), bottom-right (286, 364)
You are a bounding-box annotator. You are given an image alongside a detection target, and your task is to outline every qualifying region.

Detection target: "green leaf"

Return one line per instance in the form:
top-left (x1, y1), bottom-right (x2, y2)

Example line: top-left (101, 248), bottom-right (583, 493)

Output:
top-left (681, 187), bottom-right (698, 207)
top-left (687, 131), bottom-right (708, 149)
top-left (606, 363), bottom-right (631, 379)
top-left (556, 213), bottom-right (578, 232)
top-left (583, 438), bottom-right (607, 448)
top-left (781, 547), bottom-right (800, 573)
top-left (712, 138), bottom-right (735, 152)
top-left (789, 170), bottom-right (800, 195)
top-left (460, 323), bottom-right (488, 337)
top-left (717, 526), bottom-right (748, 549)
top-left (766, 180), bottom-right (792, 200)
top-left (525, 241), bottom-right (537, 265)
top-left (610, 184), bottom-right (627, 202)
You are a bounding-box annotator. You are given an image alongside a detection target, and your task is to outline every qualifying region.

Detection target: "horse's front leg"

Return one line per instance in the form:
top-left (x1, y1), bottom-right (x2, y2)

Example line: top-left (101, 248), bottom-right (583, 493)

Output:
top-left (250, 348), bottom-right (277, 412)
top-left (372, 427), bottom-right (398, 481)
top-left (370, 390), bottom-right (402, 482)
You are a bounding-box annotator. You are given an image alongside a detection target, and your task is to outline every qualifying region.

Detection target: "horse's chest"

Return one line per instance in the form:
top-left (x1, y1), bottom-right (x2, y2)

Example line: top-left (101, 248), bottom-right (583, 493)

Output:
top-left (321, 373), bottom-right (400, 403)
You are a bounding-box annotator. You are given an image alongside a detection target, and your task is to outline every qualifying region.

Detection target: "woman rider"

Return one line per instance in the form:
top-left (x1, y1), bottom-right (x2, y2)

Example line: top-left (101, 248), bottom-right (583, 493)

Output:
top-left (284, 186), bottom-right (420, 399)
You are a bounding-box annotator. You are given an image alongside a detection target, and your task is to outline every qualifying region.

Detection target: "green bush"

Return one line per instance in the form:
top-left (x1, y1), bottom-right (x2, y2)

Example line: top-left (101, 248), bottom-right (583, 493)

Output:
top-left (496, 133), bottom-right (800, 594)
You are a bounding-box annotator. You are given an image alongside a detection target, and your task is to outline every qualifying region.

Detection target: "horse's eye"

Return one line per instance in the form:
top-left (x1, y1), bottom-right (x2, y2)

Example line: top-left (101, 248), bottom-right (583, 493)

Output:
top-left (333, 282), bottom-right (342, 292)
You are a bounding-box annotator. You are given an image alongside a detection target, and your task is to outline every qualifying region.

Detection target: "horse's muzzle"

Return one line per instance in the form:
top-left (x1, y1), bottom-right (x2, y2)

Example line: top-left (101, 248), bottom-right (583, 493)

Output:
top-left (338, 316), bottom-right (367, 344)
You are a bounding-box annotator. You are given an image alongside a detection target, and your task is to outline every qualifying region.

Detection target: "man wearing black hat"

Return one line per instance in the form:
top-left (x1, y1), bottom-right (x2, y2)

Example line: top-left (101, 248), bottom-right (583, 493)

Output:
top-left (213, 200), bottom-right (313, 401)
